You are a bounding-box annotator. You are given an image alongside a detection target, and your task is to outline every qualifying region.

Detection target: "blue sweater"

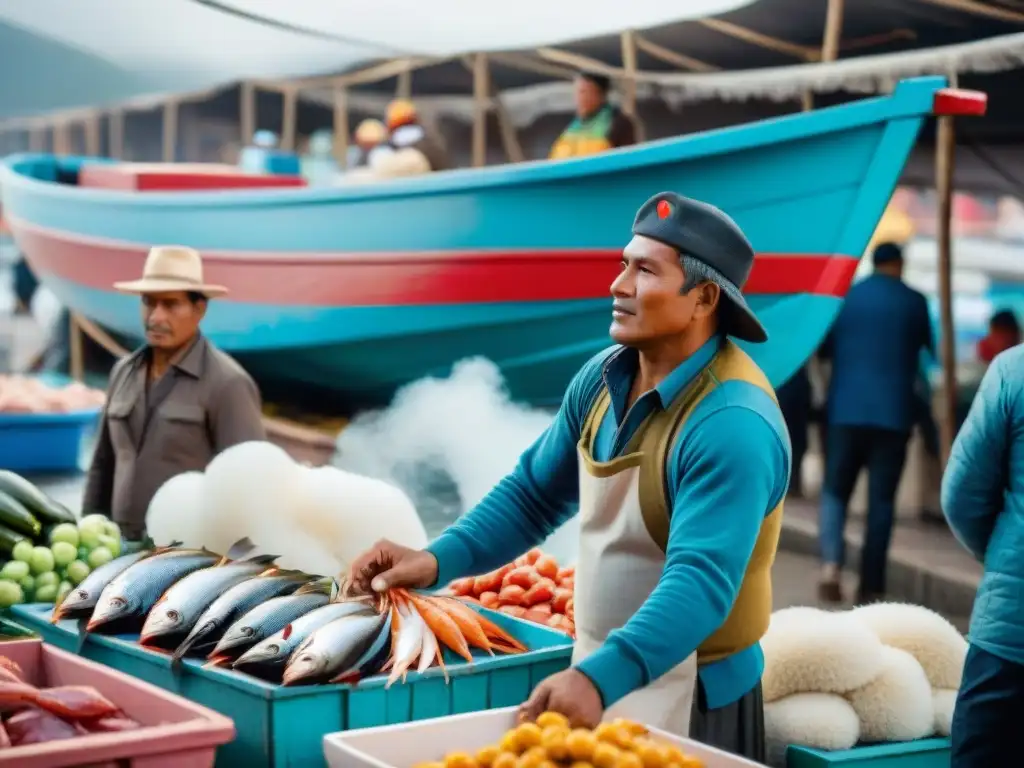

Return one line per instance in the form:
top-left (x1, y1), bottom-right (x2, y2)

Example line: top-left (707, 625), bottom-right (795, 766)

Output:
top-left (428, 336), bottom-right (790, 709)
top-left (942, 347), bottom-right (1024, 665)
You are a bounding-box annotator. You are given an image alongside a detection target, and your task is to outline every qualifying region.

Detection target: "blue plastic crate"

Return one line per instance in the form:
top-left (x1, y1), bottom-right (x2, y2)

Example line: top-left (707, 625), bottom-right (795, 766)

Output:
top-left (11, 601), bottom-right (572, 768)
top-left (0, 407), bottom-right (100, 473)
top-left (787, 738), bottom-right (952, 768)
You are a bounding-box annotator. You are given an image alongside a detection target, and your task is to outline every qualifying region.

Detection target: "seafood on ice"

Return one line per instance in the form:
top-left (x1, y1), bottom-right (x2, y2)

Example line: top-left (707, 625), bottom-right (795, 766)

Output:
top-left (0, 376), bottom-right (105, 415)
top-left (0, 654), bottom-right (141, 749)
top-left (448, 548), bottom-right (576, 638)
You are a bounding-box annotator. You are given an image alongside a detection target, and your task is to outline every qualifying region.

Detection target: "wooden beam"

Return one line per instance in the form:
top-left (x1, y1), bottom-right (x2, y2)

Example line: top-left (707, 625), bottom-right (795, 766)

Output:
top-left (536, 47), bottom-right (625, 79)
top-left (460, 56), bottom-right (524, 163)
top-left (396, 70), bottom-right (412, 100)
top-left (634, 34), bottom-right (719, 72)
top-left (108, 111), bottom-right (124, 159)
top-left (333, 86), bottom-right (350, 167)
top-left (935, 113), bottom-right (957, 466)
top-left (697, 18), bottom-right (818, 61)
top-left (240, 81), bottom-right (256, 143)
top-left (281, 87), bottom-right (298, 151)
top-left (488, 52), bottom-right (577, 81)
top-left (28, 127), bottom-right (43, 152)
top-left (83, 114), bottom-right (101, 156)
top-left (472, 53), bottom-right (489, 168)
top-left (918, 0), bottom-right (1024, 23)
top-left (620, 30), bottom-right (646, 143)
top-left (52, 122), bottom-right (70, 155)
top-left (69, 314), bottom-right (84, 383)
top-left (162, 100), bottom-right (178, 162)
top-left (280, 56), bottom-right (443, 91)
top-left (805, 0), bottom-right (845, 110)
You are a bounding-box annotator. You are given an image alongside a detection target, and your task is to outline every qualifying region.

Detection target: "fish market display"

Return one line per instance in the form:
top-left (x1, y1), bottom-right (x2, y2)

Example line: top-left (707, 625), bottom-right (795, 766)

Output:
top-left (0, 653), bottom-right (141, 749)
top-left (449, 548), bottom-right (576, 637)
top-left (0, 471), bottom-right (122, 609)
top-left (0, 375), bottom-right (105, 415)
top-left (87, 538), bottom-right (256, 631)
top-left (414, 713), bottom-right (707, 768)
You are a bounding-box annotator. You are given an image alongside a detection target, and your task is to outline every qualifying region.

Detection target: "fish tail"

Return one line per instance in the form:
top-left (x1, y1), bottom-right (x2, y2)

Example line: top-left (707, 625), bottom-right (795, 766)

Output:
top-left (220, 537), bottom-right (258, 564)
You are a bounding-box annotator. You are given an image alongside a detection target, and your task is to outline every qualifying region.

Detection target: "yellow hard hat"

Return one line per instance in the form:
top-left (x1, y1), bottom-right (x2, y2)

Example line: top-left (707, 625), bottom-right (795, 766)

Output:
top-left (386, 99), bottom-right (418, 130)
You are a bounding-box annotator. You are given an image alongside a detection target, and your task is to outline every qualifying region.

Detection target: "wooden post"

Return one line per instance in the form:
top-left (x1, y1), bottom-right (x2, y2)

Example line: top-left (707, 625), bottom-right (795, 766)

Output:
top-left (69, 314), bottom-right (84, 383)
top-left (396, 70), bottom-right (412, 100)
top-left (936, 114), bottom-right (957, 465)
top-left (333, 86), bottom-right (350, 167)
top-left (108, 111), bottom-right (125, 159)
top-left (28, 127), bottom-right (43, 152)
top-left (162, 100), bottom-right (178, 162)
top-left (472, 53), bottom-right (489, 168)
top-left (804, 0), bottom-right (845, 110)
top-left (281, 87), bottom-right (298, 152)
top-left (83, 115), bottom-right (101, 156)
top-left (240, 81), bottom-right (256, 143)
top-left (619, 30), bottom-right (645, 142)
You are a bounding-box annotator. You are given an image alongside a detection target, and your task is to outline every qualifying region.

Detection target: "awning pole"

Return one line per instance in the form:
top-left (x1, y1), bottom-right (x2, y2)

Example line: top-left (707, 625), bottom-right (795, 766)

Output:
top-left (936, 111), bottom-right (958, 465)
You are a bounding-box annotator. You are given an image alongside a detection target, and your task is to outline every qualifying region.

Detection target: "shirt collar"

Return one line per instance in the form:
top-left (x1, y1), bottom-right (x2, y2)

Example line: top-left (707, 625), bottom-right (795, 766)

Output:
top-left (138, 334), bottom-right (205, 379)
top-left (602, 334), bottom-right (723, 418)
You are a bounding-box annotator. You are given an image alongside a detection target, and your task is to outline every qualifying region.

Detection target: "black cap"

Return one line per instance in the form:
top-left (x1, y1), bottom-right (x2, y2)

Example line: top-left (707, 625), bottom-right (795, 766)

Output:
top-left (872, 242), bottom-right (903, 267)
top-left (632, 192), bottom-right (767, 343)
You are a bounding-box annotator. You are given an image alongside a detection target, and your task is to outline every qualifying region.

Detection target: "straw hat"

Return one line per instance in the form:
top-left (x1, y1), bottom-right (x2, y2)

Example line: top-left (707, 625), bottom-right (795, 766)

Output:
top-left (113, 246), bottom-right (228, 298)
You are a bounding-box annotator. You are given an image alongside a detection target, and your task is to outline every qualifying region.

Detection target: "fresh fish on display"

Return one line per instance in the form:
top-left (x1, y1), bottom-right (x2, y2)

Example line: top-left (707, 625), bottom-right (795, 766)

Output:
top-left (50, 541), bottom-right (182, 623)
top-left (231, 597), bottom-right (375, 670)
top-left (329, 607), bottom-right (394, 685)
top-left (88, 538), bottom-right (256, 631)
top-left (209, 580), bottom-right (337, 662)
top-left (139, 548), bottom-right (279, 645)
top-left (386, 596), bottom-right (426, 688)
top-left (281, 611), bottom-right (386, 686)
top-left (171, 570), bottom-right (310, 660)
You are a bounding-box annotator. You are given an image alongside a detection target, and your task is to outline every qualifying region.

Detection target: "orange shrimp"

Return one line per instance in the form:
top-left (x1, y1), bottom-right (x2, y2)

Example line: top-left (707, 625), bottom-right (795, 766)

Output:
top-left (397, 590), bottom-right (474, 663)
top-left (469, 609), bottom-right (528, 653)
top-left (435, 597), bottom-right (494, 655)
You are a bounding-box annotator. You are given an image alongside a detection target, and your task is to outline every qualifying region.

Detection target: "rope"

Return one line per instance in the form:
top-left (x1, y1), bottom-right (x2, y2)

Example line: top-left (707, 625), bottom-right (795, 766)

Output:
top-left (71, 313), bottom-right (338, 452)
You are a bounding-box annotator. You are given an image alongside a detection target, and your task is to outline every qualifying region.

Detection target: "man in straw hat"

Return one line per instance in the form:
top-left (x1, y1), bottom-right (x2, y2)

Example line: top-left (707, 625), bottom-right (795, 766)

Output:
top-left (345, 192), bottom-right (789, 761)
top-left (83, 246), bottom-right (265, 548)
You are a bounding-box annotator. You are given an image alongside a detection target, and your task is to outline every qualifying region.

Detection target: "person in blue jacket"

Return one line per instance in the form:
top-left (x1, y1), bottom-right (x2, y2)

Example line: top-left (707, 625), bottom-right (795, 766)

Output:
top-left (943, 345), bottom-right (1024, 767)
top-left (346, 192), bottom-right (790, 760)
top-left (817, 242), bottom-right (933, 604)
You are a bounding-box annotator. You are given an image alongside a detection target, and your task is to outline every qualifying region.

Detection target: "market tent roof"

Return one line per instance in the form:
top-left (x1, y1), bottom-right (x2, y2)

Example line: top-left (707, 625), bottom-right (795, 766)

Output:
top-left (0, 0), bottom-right (752, 120)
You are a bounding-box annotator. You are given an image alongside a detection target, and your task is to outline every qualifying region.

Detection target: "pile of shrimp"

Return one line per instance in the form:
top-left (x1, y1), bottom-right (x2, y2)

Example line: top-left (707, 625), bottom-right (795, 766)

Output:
top-left (380, 589), bottom-right (526, 689)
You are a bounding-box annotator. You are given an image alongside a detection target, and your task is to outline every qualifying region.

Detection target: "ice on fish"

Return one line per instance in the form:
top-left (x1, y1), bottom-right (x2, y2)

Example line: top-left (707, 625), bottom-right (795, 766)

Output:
top-left (233, 599), bottom-right (374, 669)
top-left (87, 537), bottom-right (255, 631)
top-left (282, 611), bottom-right (386, 686)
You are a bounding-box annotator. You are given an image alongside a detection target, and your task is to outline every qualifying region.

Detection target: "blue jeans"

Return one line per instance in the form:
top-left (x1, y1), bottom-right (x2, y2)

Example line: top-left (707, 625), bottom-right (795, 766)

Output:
top-left (819, 425), bottom-right (909, 594)
top-left (951, 644), bottom-right (1024, 767)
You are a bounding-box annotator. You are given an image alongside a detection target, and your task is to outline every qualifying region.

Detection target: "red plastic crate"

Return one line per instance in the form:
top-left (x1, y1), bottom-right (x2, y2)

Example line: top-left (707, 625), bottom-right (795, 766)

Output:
top-left (78, 163), bottom-right (307, 192)
top-left (0, 639), bottom-right (235, 767)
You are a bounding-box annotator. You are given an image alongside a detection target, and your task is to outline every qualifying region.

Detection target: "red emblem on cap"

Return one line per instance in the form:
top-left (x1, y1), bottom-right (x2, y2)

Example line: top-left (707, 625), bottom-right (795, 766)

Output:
top-left (657, 200), bottom-right (671, 219)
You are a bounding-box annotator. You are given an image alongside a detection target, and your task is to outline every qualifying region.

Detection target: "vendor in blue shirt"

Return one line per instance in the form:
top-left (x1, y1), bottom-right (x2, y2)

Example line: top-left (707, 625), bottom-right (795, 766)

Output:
top-left (347, 193), bottom-right (790, 762)
top-left (817, 242), bottom-right (933, 604)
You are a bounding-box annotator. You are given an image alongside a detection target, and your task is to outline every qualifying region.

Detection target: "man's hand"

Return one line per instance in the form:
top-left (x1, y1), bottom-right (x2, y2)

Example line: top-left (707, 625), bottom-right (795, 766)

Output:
top-left (345, 539), bottom-right (439, 595)
top-left (518, 668), bottom-right (604, 729)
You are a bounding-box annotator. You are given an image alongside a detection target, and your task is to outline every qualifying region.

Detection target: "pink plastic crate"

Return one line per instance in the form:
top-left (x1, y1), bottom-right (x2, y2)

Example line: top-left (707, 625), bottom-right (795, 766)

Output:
top-left (0, 639), bottom-right (235, 768)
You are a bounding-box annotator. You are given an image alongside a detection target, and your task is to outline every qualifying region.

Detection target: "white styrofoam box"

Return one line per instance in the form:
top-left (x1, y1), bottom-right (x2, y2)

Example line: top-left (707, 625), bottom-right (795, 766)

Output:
top-left (323, 707), bottom-right (765, 767)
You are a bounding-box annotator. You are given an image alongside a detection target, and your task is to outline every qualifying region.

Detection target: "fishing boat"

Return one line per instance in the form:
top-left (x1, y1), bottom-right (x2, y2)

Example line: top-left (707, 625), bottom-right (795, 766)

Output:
top-left (0, 77), bottom-right (984, 410)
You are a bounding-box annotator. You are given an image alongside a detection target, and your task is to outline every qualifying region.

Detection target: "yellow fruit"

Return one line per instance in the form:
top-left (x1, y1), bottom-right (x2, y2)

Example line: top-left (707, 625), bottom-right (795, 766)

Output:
top-left (535, 711), bottom-right (571, 731)
top-left (612, 718), bottom-right (649, 737)
top-left (540, 726), bottom-right (569, 760)
top-left (412, 763), bottom-right (444, 768)
top-left (443, 753), bottom-right (479, 768)
top-left (617, 753), bottom-right (644, 768)
top-left (492, 753), bottom-right (518, 768)
top-left (515, 723), bottom-right (544, 751)
top-left (632, 739), bottom-right (666, 768)
top-left (662, 745), bottom-right (689, 764)
top-left (516, 747), bottom-right (548, 768)
top-left (678, 757), bottom-right (706, 768)
top-left (565, 729), bottom-right (597, 761)
top-left (590, 742), bottom-right (622, 768)
top-left (499, 731), bottom-right (522, 755)
top-left (536, 762), bottom-right (558, 768)
top-left (476, 745), bottom-right (500, 767)
top-left (593, 723), bottom-right (633, 750)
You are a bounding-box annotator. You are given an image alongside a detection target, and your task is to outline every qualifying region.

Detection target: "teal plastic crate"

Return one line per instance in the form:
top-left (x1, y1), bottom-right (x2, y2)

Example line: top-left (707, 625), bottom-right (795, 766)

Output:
top-left (787, 738), bottom-right (952, 768)
top-left (11, 601), bottom-right (572, 768)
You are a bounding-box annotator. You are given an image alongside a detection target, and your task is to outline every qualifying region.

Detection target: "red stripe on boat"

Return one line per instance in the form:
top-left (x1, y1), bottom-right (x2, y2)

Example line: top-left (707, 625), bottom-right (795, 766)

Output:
top-left (10, 220), bottom-right (859, 307)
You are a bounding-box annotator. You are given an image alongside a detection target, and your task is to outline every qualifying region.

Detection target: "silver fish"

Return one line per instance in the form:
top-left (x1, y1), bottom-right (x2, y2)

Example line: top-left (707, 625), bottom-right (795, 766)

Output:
top-left (88, 538), bottom-right (255, 631)
top-left (171, 571), bottom-right (308, 660)
top-left (52, 541), bottom-right (182, 623)
top-left (282, 611), bottom-right (386, 686)
top-left (140, 551), bottom-right (279, 643)
top-left (212, 590), bottom-right (333, 660)
top-left (232, 599), bottom-right (373, 669)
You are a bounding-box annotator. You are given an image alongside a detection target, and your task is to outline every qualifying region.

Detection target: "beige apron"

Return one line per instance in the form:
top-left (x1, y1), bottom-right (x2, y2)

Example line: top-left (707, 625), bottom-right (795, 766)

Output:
top-left (571, 443), bottom-right (698, 737)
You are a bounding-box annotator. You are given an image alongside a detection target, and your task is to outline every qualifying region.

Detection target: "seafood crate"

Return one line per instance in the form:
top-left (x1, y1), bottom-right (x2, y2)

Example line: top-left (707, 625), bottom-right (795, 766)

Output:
top-left (785, 738), bottom-right (951, 768)
top-left (11, 602), bottom-right (573, 768)
top-left (323, 706), bottom-right (764, 767)
top-left (0, 638), bottom-right (234, 767)
top-left (0, 410), bottom-right (100, 473)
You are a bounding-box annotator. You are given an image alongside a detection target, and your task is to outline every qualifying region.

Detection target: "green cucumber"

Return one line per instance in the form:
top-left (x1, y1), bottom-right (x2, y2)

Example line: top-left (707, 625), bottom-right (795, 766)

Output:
top-left (0, 471), bottom-right (76, 525)
top-left (0, 521), bottom-right (29, 555)
top-left (0, 491), bottom-right (41, 539)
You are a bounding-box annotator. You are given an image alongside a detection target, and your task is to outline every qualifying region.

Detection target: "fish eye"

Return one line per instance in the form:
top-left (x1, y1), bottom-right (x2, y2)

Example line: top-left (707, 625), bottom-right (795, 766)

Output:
top-left (266, 644), bottom-right (279, 653)
top-left (110, 597), bottom-right (126, 608)
top-left (75, 590), bottom-right (87, 600)
top-left (240, 627), bottom-right (253, 636)
top-left (167, 610), bottom-right (180, 621)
